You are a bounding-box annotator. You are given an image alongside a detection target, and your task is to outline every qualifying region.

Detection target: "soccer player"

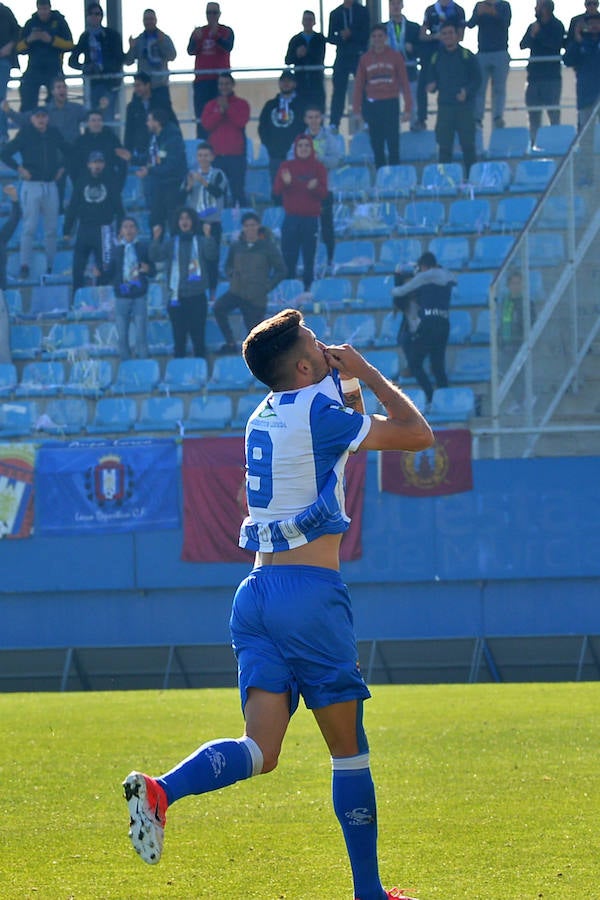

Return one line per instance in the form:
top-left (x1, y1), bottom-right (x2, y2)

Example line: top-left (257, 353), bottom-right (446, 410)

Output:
top-left (123, 309), bottom-right (433, 900)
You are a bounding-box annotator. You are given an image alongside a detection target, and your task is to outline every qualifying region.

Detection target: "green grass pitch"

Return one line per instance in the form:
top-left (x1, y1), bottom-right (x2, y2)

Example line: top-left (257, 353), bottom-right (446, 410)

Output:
top-left (1, 683), bottom-right (599, 900)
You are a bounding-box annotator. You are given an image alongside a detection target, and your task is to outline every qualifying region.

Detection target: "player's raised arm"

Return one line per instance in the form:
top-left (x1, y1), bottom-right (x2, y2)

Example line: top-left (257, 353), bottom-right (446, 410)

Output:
top-left (324, 343), bottom-right (434, 452)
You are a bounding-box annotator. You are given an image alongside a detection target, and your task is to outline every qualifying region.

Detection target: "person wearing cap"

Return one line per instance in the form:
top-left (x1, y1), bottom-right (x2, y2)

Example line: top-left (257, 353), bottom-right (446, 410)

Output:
top-left (327, 0), bottom-right (371, 131)
top-left (201, 71), bottom-right (250, 207)
top-left (564, 9), bottom-right (600, 130)
top-left (258, 69), bottom-right (307, 190)
top-left (187, 2), bottom-right (235, 139)
top-left (285, 10), bottom-right (326, 112)
top-left (16, 0), bottom-right (74, 112)
top-left (69, 3), bottom-right (125, 123)
top-left (124, 8), bottom-right (176, 112)
top-left (1, 105), bottom-right (69, 279)
top-left (63, 149), bottom-right (126, 292)
top-left (392, 250), bottom-right (456, 404)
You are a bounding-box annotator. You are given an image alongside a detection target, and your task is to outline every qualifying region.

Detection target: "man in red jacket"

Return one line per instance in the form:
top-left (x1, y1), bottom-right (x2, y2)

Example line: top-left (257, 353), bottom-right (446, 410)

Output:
top-left (273, 134), bottom-right (328, 293)
top-left (352, 24), bottom-right (412, 168)
top-left (188, 2), bottom-right (234, 138)
top-left (201, 71), bottom-right (249, 206)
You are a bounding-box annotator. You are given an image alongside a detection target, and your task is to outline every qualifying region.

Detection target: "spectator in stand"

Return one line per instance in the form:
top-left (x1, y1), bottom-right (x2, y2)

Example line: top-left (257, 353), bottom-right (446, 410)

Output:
top-left (150, 210), bottom-right (217, 359)
top-left (105, 216), bottom-right (155, 360)
top-left (0, 3), bottom-right (20, 144)
top-left (385, 0), bottom-right (421, 130)
top-left (1, 106), bottom-right (68, 279)
top-left (567, 0), bottom-right (599, 43)
top-left (16, 0), bottom-right (73, 112)
top-left (213, 211), bottom-right (286, 354)
top-left (201, 72), bottom-right (250, 207)
top-left (274, 134), bottom-right (327, 294)
top-left (427, 21), bottom-right (481, 176)
top-left (124, 71), bottom-right (179, 165)
top-left (327, 0), bottom-right (370, 131)
top-left (564, 11), bottom-right (600, 130)
top-left (187, 2), bottom-right (234, 139)
top-left (520, 1), bottom-right (566, 146)
top-left (124, 8), bottom-right (176, 111)
top-left (417, 0), bottom-right (466, 131)
top-left (258, 69), bottom-right (307, 189)
top-left (63, 150), bottom-right (125, 292)
top-left (186, 140), bottom-right (229, 300)
top-left (300, 106), bottom-right (341, 272)
top-left (70, 109), bottom-right (129, 190)
top-left (467, 0), bottom-right (512, 130)
top-left (137, 106), bottom-right (188, 234)
top-left (0, 184), bottom-right (21, 364)
top-left (285, 10), bottom-right (326, 112)
top-left (69, 3), bottom-right (125, 123)
top-left (392, 251), bottom-right (456, 404)
top-left (352, 24), bottom-right (412, 170)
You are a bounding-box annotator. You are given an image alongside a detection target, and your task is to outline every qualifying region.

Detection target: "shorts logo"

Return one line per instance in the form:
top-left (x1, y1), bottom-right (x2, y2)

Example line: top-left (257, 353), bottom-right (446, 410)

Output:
top-left (345, 807), bottom-right (374, 826)
top-left (207, 746), bottom-right (226, 778)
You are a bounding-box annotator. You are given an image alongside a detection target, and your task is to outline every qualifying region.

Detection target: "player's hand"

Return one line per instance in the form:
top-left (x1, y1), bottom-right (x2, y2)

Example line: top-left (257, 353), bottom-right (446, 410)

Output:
top-left (323, 343), bottom-right (371, 381)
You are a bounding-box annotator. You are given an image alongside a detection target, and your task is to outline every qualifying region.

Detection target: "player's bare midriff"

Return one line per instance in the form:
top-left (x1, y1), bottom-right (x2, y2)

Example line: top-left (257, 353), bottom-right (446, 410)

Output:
top-left (255, 533), bottom-right (342, 571)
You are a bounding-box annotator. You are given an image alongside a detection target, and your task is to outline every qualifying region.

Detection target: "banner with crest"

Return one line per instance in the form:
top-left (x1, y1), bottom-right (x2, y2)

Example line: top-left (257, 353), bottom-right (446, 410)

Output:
top-left (378, 429), bottom-right (473, 497)
top-left (0, 443), bottom-right (35, 539)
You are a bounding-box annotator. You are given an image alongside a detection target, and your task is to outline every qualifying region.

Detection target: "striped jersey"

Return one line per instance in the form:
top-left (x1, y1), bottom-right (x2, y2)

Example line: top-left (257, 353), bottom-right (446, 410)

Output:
top-left (239, 373), bottom-right (371, 553)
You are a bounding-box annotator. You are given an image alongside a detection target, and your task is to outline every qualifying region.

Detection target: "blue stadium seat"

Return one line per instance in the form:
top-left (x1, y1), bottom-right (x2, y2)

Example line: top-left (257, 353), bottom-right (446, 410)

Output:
top-left (0, 363), bottom-right (17, 396)
top-left (442, 199), bottom-right (491, 234)
top-left (427, 386), bottom-right (476, 422)
top-left (448, 309), bottom-right (473, 344)
top-left (268, 278), bottom-right (305, 310)
top-left (244, 168), bottom-right (272, 204)
top-left (261, 206), bottom-right (285, 236)
top-left (184, 394), bottom-right (232, 430)
top-left (42, 323), bottom-right (90, 359)
top-left (15, 361), bottom-right (65, 397)
top-left (372, 164), bottom-right (417, 199)
top-left (158, 357), bottom-right (208, 393)
top-left (417, 163), bottom-right (463, 197)
top-left (450, 347), bottom-right (491, 382)
top-left (399, 129), bottom-right (437, 162)
top-left (303, 313), bottom-right (332, 342)
top-left (122, 172), bottom-right (144, 209)
top-left (345, 131), bottom-right (374, 164)
top-left (452, 272), bottom-right (493, 307)
top-left (7, 250), bottom-right (46, 284)
top-left (4, 288), bottom-right (22, 319)
top-left (428, 236), bottom-right (470, 269)
top-left (399, 200), bottom-right (445, 235)
top-left (110, 359), bottom-right (160, 394)
top-left (205, 317), bottom-right (227, 353)
top-left (375, 310), bottom-right (402, 346)
top-left (491, 196), bottom-right (537, 232)
top-left (374, 238), bottom-right (422, 273)
top-left (364, 348), bottom-right (400, 380)
top-left (486, 126), bottom-right (530, 159)
top-left (332, 240), bottom-right (375, 275)
top-left (88, 321), bottom-right (119, 356)
top-left (468, 235), bottom-right (515, 270)
top-left (248, 141), bottom-right (269, 168)
top-left (333, 202), bottom-right (352, 237)
top-left (0, 399), bottom-right (39, 437)
top-left (63, 359), bottom-right (113, 397)
top-left (231, 392), bottom-right (267, 429)
top-left (403, 387), bottom-right (427, 412)
top-left (347, 202), bottom-right (398, 237)
top-left (134, 396), bottom-right (185, 433)
top-left (331, 312), bottom-right (376, 347)
top-left (468, 161), bottom-right (511, 194)
top-left (312, 277), bottom-right (352, 309)
top-left (10, 324), bottom-right (43, 359)
top-left (69, 285), bottom-right (115, 319)
top-left (41, 398), bottom-right (88, 434)
top-left (359, 389), bottom-right (381, 415)
top-left (471, 309), bottom-right (491, 344)
top-left (147, 320), bottom-right (174, 355)
top-left (510, 159), bottom-right (557, 193)
top-left (207, 355), bottom-right (255, 391)
top-left (329, 166), bottom-right (372, 200)
top-left (355, 275), bottom-right (394, 309)
top-left (86, 396), bottom-right (137, 434)
top-left (531, 124), bottom-right (576, 156)
top-left (527, 232), bottom-right (565, 267)
top-left (185, 138), bottom-right (198, 167)
top-left (28, 284), bottom-right (71, 318)
top-left (44, 250), bottom-right (73, 285)
top-left (538, 195), bottom-right (587, 230)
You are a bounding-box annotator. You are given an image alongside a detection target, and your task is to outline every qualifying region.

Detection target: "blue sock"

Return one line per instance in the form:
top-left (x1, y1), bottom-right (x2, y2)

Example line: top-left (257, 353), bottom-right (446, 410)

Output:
top-left (157, 736), bottom-right (263, 806)
top-left (332, 754), bottom-right (386, 900)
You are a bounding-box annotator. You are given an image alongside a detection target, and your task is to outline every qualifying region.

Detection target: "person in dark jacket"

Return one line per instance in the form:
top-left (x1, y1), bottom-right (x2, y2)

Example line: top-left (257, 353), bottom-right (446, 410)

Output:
top-left (392, 250), bottom-right (456, 403)
top-left (70, 108), bottom-right (130, 189)
top-left (258, 69), bottom-right (307, 189)
top-left (427, 21), bottom-right (481, 176)
top-left (63, 150), bottom-right (125, 291)
top-left (16, 0), bottom-right (73, 112)
top-left (0, 3), bottom-right (20, 142)
top-left (213, 211), bottom-right (287, 353)
top-left (105, 216), bottom-right (155, 359)
top-left (150, 207), bottom-right (217, 358)
top-left (327, 0), bottom-right (370, 129)
top-left (564, 11), bottom-right (600, 130)
top-left (520, 1), bottom-right (566, 145)
top-left (137, 106), bottom-right (187, 234)
top-left (285, 10), bottom-right (326, 112)
top-left (0, 184), bottom-right (21, 364)
top-left (467, 0), bottom-right (512, 129)
top-left (417, 0), bottom-right (466, 130)
top-left (69, 2), bottom-right (125, 122)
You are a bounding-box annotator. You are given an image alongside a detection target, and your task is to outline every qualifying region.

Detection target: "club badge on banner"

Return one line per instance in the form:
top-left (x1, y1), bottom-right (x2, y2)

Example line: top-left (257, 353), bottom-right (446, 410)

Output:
top-left (0, 443), bottom-right (35, 539)
top-left (379, 429), bottom-right (473, 497)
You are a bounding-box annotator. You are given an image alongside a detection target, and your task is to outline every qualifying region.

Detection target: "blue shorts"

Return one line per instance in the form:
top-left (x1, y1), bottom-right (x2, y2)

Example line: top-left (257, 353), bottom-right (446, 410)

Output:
top-left (230, 565), bottom-right (371, 715)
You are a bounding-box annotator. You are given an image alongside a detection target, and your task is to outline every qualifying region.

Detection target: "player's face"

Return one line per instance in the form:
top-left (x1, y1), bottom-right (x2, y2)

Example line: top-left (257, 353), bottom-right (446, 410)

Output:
top-left (298, 326), bottom-right (329, 382)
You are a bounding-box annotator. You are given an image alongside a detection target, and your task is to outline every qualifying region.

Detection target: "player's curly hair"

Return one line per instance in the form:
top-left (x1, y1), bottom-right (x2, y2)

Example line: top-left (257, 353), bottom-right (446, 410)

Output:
top-left (242, 308), bottom-right (304, 389)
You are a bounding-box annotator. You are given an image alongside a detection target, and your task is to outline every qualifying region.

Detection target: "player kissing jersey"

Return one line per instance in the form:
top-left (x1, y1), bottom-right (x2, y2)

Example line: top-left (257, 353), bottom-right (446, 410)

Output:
top-left (239, 373), bottom-right (371, 553)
